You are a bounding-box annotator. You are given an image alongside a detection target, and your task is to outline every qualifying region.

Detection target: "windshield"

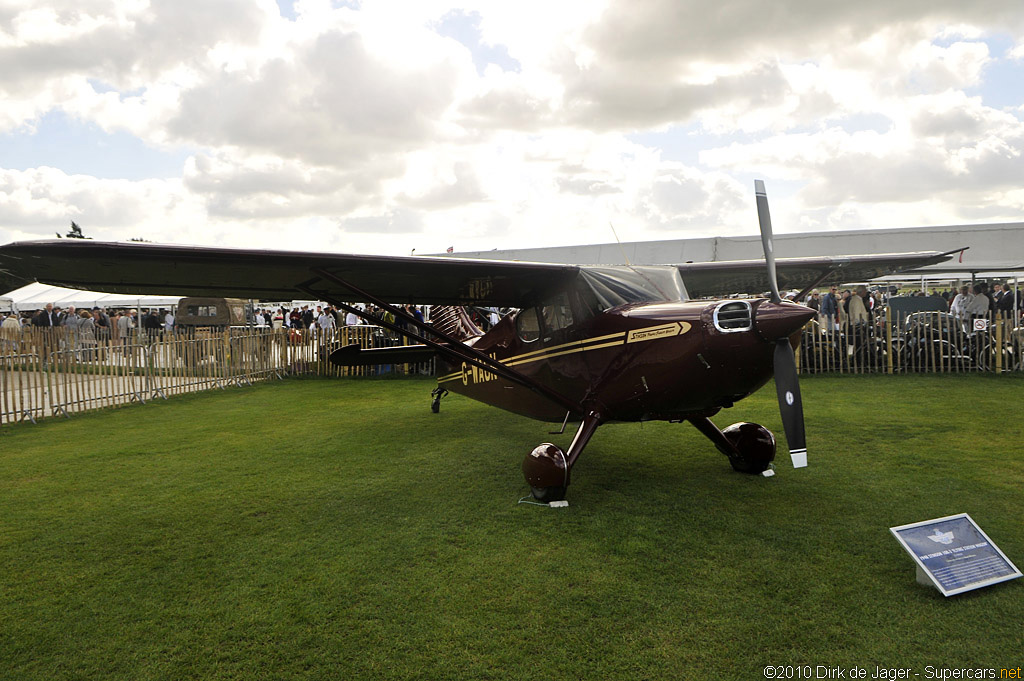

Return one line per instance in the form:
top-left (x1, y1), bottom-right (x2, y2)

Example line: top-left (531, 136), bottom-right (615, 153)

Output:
top-left (577, 266), bottom-right (688, 313)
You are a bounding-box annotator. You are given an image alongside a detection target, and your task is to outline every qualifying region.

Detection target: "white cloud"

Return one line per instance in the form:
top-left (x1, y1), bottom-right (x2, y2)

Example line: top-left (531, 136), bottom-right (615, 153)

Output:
top-left (182, 153), bottom-right (377, 219)
top-left (167, 23), bottom-right (470, 167)
top-left (699, 89), bottom-right (1024, 227)
top-left (1, 0), bottom-right (1023, 259)
top-left (641, 168), bottom-right (747, 232)
top-left (0, 166), bottom-right (203, 240)
top-left (903, 39), bottom-right (991, 91)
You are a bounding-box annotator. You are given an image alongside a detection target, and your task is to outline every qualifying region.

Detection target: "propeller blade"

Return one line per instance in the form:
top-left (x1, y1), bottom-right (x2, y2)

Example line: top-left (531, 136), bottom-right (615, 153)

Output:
top-left (754, 179), bottom-right (782, 304)
top-left (773, 338), bottom-right (807, 468)
top-left (756, 180), bottom-right (808, 467)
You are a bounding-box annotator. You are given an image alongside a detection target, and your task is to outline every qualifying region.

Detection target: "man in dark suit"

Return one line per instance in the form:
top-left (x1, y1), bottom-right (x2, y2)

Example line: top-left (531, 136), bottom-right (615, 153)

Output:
top-left (996, 284), bottom-right (1017, 319)
top-left (32, 303), bottom-right (59, 327)
top-left (30, 302), bottom-right (61, 364)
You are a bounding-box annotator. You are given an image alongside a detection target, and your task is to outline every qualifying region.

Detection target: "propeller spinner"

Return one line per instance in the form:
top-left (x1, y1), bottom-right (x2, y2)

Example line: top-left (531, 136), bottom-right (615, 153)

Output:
top-left (754, 180), bottom-right (808, 468)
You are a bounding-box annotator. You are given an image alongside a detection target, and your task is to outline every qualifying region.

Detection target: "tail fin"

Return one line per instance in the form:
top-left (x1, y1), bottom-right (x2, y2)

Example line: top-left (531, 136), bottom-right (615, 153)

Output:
top-left (430, 305), bottom-right (483, 342)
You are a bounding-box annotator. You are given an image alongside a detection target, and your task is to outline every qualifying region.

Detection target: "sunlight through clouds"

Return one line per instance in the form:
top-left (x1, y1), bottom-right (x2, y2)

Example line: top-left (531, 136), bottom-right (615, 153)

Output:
top-left (1, 0), bottom-right (1022, 253)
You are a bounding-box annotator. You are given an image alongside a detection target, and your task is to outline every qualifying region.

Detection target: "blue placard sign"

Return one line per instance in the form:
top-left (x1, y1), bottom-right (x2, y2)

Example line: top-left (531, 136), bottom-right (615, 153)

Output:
top-left (890, 513), bottom-right (1021, 596)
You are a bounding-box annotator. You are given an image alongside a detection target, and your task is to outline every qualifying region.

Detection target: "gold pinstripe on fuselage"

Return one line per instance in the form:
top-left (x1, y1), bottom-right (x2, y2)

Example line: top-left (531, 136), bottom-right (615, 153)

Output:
top-left (436, 322), bottom-right (692, 384)
top-left (436, 333), bottom-right (625, 383)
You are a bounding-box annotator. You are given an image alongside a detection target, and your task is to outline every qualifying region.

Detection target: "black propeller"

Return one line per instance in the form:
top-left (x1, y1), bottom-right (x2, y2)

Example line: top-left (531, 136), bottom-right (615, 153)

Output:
top-left (754, 180), bottom-right (808, 468)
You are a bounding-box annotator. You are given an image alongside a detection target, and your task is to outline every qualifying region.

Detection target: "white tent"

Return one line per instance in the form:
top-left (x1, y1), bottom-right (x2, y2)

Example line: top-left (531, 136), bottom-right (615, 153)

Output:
top-left (2, 282), bottom-right (183, 311)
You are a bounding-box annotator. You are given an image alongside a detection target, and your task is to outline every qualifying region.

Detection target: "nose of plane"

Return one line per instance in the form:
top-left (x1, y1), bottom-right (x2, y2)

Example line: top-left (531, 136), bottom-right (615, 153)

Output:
top-left (755, 300), bottom-right (817, 341)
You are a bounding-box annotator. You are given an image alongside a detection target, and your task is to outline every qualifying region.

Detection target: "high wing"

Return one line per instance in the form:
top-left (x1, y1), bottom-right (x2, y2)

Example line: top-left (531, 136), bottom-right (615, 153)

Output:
top-left (0, 240), bottom-right (956, 304)
top-left (0, 240), bottom-right (579, 307)
top-left (678, 251), bottom-right (959, 299)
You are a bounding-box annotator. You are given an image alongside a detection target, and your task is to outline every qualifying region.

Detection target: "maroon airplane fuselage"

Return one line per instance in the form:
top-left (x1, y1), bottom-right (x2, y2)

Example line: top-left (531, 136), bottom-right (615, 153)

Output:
top-left (435, 298), bottom-right (814, 423)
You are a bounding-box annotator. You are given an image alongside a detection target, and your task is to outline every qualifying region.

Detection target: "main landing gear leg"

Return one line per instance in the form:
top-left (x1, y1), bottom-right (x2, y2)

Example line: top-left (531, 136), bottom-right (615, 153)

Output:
top-left (522, 410), bottom-right (602, 503)
top-left (687, 416), bottom-right (776, 475)
top-left (430, 387), bottom-right (449, 413)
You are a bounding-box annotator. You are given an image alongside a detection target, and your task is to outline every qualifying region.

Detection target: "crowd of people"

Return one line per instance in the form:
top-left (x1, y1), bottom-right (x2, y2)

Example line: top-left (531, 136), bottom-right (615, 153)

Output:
top-left (947, 282), bottom-right (1020, 320)
top-left (804, 281), bottom-right (1021, 330)
top-left (1, 303), bottom-right (176, 336)
top-left (3, 284), bottom-right (1019, 348)
top-left (0, 303), bottom-right (182, 358)
top-left (1, 301), bottom-right (436, 340)
top-left (250, 303), bottom-right (426, 333)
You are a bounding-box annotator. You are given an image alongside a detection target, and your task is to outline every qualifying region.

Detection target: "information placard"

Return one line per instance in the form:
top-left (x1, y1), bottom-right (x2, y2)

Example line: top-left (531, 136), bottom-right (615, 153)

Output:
top-left (890, 513), bottom-right (1021, 596)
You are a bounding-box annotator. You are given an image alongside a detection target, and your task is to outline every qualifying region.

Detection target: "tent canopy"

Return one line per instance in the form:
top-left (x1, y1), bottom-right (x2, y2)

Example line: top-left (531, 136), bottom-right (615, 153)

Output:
top-left (3, 282), bottom-right (183, 311)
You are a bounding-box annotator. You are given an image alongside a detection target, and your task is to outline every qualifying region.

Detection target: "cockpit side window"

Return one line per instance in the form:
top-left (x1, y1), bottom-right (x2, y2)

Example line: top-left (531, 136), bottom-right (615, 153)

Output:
top-left (575, 282), bottom-right (604, 319)
top-left (515, 290), bottom-right (577, 343)
top-left (540, 291), bottom-right (574, 337)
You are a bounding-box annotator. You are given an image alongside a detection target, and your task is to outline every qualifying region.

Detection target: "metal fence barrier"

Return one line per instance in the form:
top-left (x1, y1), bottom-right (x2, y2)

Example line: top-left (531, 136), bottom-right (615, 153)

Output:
top-left (0, 325), bottom-right (425, 425)
top-left (799, 309), bottom-right (1023, 374)
top-left (3, 309), bottom-right (1021, 425)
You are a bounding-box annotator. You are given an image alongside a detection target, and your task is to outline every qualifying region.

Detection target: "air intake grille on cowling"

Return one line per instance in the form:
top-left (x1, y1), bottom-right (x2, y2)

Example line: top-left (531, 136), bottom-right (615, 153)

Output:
top-left (713, 301), bottom-right (752, 332)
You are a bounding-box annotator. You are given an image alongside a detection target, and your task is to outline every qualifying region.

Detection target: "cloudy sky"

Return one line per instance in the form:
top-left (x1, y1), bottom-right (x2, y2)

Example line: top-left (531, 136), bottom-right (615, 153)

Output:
top-left (1, 0), bottom-right (1022, 256)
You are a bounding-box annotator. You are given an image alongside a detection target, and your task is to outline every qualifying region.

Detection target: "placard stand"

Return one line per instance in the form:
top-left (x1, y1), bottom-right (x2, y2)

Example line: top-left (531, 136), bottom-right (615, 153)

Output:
top-left (915, 565), bottom-right (930, 587)
top-left (890, 513), bottom-right (1021, 597)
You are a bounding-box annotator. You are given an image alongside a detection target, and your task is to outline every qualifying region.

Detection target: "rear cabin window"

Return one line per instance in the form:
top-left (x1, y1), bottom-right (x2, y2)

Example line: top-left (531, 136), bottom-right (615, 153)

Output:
top-left (516, 291), bottom-right (575, 343)
top-left (516, 307), bottom-right (541, 342)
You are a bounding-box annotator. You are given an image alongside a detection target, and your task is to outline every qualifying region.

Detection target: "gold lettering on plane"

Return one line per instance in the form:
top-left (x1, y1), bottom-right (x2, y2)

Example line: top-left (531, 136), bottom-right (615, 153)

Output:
top-left (460, 278), bottom-right (494, 300)
top-left (626, 322), bottom-right (691, 344)
top-left (460, 353), bottom-right (502, 385)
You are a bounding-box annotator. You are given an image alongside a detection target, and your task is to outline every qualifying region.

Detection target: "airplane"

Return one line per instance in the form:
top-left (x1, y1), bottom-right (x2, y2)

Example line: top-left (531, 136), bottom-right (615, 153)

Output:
top-left (0, 182), bottom-right (956, 502)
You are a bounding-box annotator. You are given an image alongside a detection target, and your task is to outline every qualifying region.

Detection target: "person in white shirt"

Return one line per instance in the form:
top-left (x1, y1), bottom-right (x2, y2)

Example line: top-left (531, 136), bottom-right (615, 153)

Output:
top-left (965, 284), bottom-right (990, 318)
top-left (1, 313), bottom-right (21, 348)
top-left (949, 285), bottom-right (973, 319)
top-left (61, 305), bottom-right (81, 350)
top-left (345, 311), bottom-right (361, 326)
top-left (318, 311), bottom-right (336, 331)
top-left (118, 310), bottom-right (134, 355)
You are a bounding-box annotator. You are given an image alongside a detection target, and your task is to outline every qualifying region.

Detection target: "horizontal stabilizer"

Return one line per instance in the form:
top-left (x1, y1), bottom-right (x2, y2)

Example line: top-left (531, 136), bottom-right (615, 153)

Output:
top-left (328, 343), bottom-right (436, 367)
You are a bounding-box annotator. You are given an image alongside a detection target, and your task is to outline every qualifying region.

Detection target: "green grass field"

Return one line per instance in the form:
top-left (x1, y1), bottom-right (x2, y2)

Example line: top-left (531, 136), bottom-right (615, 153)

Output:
top-left (2, 374), bottom-right (1022, 680)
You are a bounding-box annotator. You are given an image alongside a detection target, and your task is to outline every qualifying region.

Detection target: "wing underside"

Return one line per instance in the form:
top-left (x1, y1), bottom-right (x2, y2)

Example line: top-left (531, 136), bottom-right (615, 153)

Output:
top-left (678, 251), bottom-right (958, 299)
top-left (0, 240), bottom-right (580, 307)
top-left (0, 240), bottom-right (956, 304)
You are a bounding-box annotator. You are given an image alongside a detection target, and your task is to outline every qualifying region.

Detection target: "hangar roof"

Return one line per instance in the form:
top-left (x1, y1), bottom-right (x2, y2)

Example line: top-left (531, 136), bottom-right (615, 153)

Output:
top-left (445, 222), bottom-right (1024, 279)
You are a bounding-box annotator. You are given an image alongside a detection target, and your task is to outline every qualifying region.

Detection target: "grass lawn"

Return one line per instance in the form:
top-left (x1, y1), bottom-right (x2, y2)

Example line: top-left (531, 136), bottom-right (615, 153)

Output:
top-left (1, 374), bottom-right (1022, 680)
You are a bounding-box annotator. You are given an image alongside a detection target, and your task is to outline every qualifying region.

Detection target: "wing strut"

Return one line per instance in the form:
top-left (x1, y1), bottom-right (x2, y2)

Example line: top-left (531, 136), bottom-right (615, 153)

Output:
top-left (793, 266), bottom-right (847, 302)
top-left (299, 270), bottom-right (584, 416)
top-left (296, 282), bottom-right (502, 389)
